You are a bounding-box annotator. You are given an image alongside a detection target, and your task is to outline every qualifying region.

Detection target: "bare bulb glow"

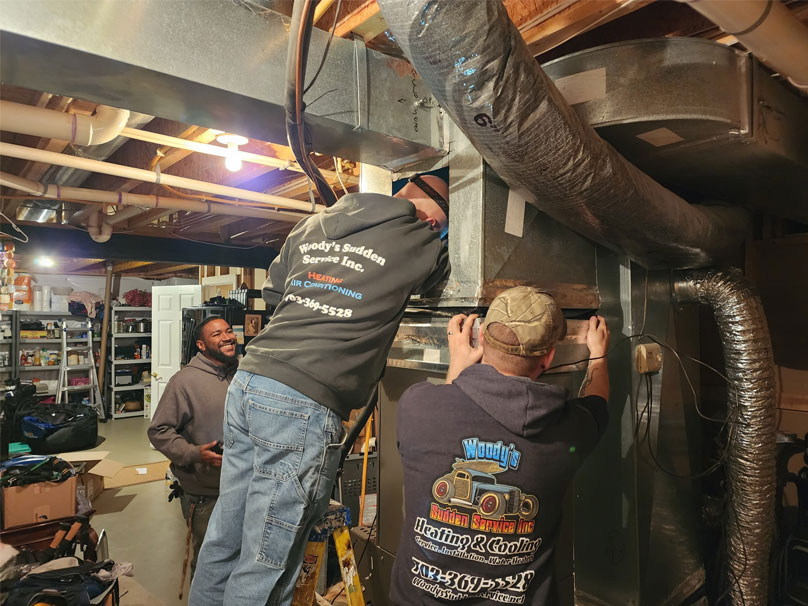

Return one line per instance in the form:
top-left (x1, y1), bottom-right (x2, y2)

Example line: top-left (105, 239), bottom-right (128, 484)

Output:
top-left (225, 154), bottom-right (242, 172)
top-left (216, 134), bottom-right (249, 174)
top-left (35, 256), bottom-right (55, 268)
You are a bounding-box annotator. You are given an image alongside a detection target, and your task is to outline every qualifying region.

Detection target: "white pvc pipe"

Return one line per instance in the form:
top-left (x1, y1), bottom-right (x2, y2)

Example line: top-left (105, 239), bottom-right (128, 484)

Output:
top-left (0, 100), bottom-right (131, 145)
top-left (679, 0), bottom-right (808, 90)
top-left (0, 171), bottom-right (307, 224)
top-left (0, 142), bottom-right (324, 213)
top-left (87, 209), bottom-right (113, 243)
top-left (104, 206), bottom-right (148, 225)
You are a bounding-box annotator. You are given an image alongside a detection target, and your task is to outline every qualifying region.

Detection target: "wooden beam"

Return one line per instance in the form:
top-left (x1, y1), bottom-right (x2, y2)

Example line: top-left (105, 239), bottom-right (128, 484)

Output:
top-left (112, 260), bottom-right (156, 273)
top-left (141, 263), bottom-right (198, 276)
top-left (518, 0), bottom-right (653, 56)
top-left (335, 0), bottom-right (389, 39)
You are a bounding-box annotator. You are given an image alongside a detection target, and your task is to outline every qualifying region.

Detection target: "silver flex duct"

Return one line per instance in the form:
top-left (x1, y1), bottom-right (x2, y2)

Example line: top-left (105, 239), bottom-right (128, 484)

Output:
top-left (378, 0), bottom-right (749, 269)
top-left (674, 269), bottom-right (776, 605)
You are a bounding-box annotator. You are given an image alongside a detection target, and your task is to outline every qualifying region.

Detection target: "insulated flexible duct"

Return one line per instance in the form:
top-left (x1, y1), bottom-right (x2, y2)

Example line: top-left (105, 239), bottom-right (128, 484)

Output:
top-left (378, 0), bottom-right (749, 269)
top-left (674, 269), bottom-right (776, 606)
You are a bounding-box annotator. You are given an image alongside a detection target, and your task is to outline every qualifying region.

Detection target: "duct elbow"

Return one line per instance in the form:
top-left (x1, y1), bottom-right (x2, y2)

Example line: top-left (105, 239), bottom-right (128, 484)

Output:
top-left (87, 210), bottom-right (113, 243)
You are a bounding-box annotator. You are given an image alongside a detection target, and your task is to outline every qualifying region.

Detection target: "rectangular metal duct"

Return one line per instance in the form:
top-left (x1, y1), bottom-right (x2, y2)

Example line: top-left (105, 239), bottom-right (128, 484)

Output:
top-left (0, 0), bottom-right (444, 169)
top-left (542, 38), bottom-right (808, 222)
top-left (411, 124), bottom-right (600, 310)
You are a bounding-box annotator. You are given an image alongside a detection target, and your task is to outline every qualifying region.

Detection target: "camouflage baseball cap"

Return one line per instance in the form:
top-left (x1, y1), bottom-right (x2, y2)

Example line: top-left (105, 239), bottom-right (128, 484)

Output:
top-left (482, 286), bottom-right (566, 357)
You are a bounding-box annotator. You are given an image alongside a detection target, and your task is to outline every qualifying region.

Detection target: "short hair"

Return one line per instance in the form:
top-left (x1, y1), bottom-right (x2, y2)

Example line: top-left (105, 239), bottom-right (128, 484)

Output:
top-left (194, 315), bottom-right (226, 343)
top-left (483, 323), bottom-right (546, 377)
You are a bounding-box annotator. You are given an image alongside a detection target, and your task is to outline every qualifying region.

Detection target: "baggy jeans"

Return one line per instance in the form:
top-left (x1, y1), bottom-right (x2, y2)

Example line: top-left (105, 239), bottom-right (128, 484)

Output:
top-left (189, 370), bottom-right (345, 606)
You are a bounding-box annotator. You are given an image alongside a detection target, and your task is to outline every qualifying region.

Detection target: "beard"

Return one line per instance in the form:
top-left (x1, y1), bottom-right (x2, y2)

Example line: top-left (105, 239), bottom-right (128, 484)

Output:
top-left (205, 345), bottom-right (239, 370)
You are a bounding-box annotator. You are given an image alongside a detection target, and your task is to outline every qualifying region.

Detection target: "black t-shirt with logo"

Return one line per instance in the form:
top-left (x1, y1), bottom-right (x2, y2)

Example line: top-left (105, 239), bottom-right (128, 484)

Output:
top-left (392, 364), bottom-right (608, 605)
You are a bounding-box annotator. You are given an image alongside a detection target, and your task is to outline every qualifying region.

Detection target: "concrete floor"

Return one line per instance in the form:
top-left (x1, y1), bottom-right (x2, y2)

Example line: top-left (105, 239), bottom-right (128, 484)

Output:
top-left (93, 417), bottom-right (190, 604)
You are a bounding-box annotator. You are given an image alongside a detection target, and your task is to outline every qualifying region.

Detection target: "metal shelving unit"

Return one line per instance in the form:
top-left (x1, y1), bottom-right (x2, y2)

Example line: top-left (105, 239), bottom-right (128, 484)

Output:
top-left (108, 306), bottom-right (151, 419)
top-left (15, 311), bottom-right (100, 398)
top-left (0, 311), bottom-right (18, 378)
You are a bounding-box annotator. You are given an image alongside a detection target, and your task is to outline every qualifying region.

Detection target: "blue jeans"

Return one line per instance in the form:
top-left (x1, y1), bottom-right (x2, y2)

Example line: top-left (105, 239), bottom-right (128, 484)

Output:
top-left (189, 370), bottom-right (345, 606)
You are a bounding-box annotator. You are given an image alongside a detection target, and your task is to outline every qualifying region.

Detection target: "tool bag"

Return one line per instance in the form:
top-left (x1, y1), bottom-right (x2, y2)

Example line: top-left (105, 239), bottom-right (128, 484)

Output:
top-left (3, 381), bottom-right (38, 444)
top-left (6, 559), bottom-right (119, 606)
top-left (20, 404), bottom-right (98, 454)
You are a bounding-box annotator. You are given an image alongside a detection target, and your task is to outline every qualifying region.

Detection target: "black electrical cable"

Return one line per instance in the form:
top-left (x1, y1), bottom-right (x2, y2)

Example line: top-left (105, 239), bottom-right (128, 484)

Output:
top-left (285, 0), bottom-right (338, 207)
top-left (304, 0), bottom-right (343, 95)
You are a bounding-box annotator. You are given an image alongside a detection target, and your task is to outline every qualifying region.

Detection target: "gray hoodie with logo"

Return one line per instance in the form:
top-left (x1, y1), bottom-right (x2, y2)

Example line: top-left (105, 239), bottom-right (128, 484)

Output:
top-left (147, 353), bottom-right (235, 496)
top-left (239, 192), bottom-right (449, 419)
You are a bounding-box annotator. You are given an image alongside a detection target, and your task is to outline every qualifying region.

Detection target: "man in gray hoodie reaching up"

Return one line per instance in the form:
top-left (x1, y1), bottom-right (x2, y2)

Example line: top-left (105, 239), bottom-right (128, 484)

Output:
top-left (190, 175), bottom-right (450, 606)
top-left (148, 316), bottom-right (238, 578)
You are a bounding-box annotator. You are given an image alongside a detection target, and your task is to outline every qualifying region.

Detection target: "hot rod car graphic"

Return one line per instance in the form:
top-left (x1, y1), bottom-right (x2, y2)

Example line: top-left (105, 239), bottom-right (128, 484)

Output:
top-left (431, 459), bottom-right (539, 520)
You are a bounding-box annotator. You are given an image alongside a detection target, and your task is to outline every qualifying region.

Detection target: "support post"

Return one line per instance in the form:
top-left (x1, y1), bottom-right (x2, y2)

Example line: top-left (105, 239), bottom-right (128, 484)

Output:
top-left (97, 261), bottom-right (113, 395)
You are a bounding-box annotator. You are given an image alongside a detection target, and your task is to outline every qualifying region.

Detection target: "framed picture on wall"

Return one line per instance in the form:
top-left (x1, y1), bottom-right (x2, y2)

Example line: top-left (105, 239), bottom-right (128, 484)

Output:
top-left (244, 313), bottom-right (262, 337)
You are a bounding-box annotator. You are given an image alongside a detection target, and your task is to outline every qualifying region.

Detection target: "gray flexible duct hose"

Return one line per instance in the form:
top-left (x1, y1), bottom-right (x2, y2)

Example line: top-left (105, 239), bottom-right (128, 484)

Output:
top-left (674, 269), bottom-right (776, 605)
top-left (378, 0), bottom-right (749, 269)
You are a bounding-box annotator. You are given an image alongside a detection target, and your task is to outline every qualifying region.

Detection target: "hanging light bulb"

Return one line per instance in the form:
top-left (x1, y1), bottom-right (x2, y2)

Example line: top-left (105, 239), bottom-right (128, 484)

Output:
top-left (216, 134), bottom-right (249, 173)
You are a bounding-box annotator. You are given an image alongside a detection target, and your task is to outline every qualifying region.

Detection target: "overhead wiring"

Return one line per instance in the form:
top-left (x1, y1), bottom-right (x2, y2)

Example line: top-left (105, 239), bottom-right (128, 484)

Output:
top-left (304, 0), bottom-right (343, 95)
top-left (285, 0), bottom-right (338, 207)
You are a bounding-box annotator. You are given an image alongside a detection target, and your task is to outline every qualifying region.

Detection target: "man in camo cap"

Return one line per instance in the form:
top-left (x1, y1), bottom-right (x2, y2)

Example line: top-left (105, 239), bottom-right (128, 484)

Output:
top-left (392, 286), bottom-right (610, 606)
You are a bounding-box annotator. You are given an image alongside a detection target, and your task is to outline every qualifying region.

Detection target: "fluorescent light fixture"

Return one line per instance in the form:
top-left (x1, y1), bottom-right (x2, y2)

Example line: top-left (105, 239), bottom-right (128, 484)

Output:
top-left (35, 256), bottom-right (55, 268)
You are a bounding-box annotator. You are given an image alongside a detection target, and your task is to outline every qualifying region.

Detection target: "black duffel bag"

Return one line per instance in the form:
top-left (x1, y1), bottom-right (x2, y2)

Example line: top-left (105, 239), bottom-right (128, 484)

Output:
top-left (21, 404), bottom-right (98, 454)
top-left (7, 559), bottom-right (119, 606)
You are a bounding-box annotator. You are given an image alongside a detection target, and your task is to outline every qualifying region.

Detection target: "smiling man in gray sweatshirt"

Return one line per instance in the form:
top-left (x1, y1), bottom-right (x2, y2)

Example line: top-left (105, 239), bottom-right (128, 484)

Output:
top-left (190, 175), bottom-right (450, 606)
top-left (148, 316), bottom-right (238, 578)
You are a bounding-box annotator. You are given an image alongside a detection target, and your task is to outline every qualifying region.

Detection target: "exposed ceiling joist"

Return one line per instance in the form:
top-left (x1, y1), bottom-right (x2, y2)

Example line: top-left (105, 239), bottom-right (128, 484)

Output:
top-left (336, 0), bottom-right (388, 39)
top-left (518, 0), bottom-right (654, 56)
top-left (140, 263), bottom-right (197, 276)
top-left (112, 260), bottom-right (156, 273)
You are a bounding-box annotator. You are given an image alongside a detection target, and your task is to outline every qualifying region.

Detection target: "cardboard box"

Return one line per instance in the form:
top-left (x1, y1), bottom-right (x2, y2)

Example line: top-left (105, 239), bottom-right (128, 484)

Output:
top-left (58, 450), bottom-right (125, 502)
top-left (2, 476), bottom-right (77, 529)
top-left (104, 461), bottom-right (170, 489)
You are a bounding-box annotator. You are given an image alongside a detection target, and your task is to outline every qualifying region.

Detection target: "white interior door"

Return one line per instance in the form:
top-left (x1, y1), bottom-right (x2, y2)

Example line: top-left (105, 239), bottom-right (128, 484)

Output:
top-left (151, 284), bottom-right (201, 419)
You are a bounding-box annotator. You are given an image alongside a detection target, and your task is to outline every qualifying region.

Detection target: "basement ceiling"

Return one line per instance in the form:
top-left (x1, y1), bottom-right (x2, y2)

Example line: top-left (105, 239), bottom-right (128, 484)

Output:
top-left (1, 0), bottom-right (807, 276)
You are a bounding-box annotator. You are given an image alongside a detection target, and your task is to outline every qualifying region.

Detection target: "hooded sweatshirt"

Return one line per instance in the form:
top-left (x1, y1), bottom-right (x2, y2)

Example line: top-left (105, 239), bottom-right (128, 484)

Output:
top-left (147, 353), bottom-right (236, 496)
top-left (239, 193), bottom-right (449, 419)
top-left (391, 364), bottom-right (608, 606)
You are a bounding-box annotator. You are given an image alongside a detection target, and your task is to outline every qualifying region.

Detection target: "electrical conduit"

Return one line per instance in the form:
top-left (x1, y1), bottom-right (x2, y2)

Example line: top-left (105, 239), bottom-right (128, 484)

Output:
top-left (0, 100), bottom-right (130, 145)
top-left (673, 269), bottom-right (777, 606)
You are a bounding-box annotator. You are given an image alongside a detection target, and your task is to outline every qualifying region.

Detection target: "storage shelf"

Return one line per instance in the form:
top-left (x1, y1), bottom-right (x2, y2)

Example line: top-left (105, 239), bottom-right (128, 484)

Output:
top-left (112, 382), bottom-right (149, 392)
top-left (112, 409), bottom-right (145, 419)
top-left (112, 333), bottom-right (151, 338)
top-left (20, 311), bottom-right (83, 317)
top-left (65, 365), bottom-right (94, 371)
top-left (63, 385), bottom-right (92, 392)
top-left (113, 359), bottom-right (151, 365)
top-left (19, 338), bottom-right (97, 343)
top-left (112, 306), bottom-right (151, 312)
top-left (18, 366), bottom-right (60, 372)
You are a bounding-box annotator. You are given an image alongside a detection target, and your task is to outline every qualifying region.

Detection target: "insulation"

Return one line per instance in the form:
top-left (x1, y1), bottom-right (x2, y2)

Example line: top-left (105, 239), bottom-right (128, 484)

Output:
top-left (675, 269), bottom-right (777, 606)
top-left (378, 0), bottom-right (749, 269)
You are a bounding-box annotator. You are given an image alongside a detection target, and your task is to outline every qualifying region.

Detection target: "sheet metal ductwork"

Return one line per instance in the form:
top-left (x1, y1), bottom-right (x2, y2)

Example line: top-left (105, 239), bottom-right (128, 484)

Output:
top-left (377, 0), bottom-right (749, 270)
top-left (674, 269), bottom-right (777, 606)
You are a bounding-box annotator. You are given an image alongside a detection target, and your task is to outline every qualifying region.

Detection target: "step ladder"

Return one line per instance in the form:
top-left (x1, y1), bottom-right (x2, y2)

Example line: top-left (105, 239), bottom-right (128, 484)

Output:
top-left (292, 501), bottom-right (366, 606)
top-left (56, 318), bottom-right (105, 420)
